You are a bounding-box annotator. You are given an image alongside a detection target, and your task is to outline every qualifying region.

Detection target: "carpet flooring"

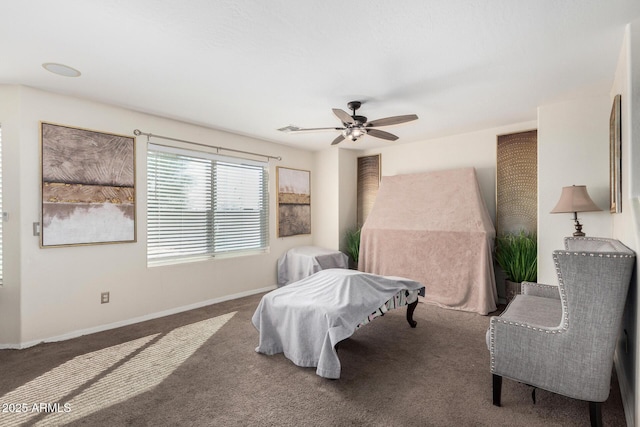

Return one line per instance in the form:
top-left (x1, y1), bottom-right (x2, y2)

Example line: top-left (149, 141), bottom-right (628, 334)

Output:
top-left (0, 293), bottom-right (627, 426)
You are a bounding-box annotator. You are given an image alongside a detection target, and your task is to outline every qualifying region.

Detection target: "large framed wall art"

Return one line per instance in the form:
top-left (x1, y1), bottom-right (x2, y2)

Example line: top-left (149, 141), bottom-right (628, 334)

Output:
top-left (357, 154), bottom-right (381, 227)
top-left (40, 122), bottom-right (136, 247)
top-left (277, 166), bottom-right (311, 237)
top-left (609, 94), bottom-right (622, 214)
top-left (496, 130), bottom-right (538, 235)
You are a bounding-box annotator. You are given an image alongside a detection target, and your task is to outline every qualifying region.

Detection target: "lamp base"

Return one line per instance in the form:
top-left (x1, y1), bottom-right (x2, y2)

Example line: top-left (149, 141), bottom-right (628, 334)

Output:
top-left (573, 218), bottom-right (585, 237)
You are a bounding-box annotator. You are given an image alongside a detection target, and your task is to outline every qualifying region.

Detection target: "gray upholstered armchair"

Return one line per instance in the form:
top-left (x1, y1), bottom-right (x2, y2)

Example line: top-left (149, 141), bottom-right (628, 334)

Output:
top-left (488, 237), bottom-right (635, 427)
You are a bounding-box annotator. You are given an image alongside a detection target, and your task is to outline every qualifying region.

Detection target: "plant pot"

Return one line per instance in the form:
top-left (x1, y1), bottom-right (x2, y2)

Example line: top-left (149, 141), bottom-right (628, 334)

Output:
top-left (505, 280), bottom-right (521, 304)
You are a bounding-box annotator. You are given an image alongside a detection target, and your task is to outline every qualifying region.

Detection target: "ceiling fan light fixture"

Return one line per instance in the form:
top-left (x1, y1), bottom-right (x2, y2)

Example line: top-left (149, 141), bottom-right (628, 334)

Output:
top-left (342, 127), bottom-right (366, 142)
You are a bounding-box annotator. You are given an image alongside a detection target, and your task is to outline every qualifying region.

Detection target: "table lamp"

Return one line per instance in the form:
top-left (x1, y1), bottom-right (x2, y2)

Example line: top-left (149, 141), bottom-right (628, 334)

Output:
top-left (550, 185), bottom-right (601, 236)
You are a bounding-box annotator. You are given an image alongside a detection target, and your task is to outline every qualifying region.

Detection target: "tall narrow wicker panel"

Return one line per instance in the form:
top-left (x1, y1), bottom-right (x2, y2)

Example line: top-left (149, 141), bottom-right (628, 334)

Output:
top-left (496, 130), bottom-right (538, 235)
top-left (357, 154), bottom-right (381, 227)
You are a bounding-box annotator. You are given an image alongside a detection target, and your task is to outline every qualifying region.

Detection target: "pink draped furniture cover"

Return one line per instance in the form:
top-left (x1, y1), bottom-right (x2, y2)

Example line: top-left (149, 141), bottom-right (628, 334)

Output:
top-left (358, 168), bottom-right (497, 315)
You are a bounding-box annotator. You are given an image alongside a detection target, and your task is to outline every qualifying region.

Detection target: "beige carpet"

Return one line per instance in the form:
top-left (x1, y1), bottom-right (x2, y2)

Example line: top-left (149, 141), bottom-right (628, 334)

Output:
top-left (0, 293), bottom-right (627, 426)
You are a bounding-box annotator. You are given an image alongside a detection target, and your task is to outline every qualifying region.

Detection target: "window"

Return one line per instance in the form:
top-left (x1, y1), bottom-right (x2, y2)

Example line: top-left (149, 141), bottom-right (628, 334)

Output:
top-left (147, 144), bottom-right (268, 264)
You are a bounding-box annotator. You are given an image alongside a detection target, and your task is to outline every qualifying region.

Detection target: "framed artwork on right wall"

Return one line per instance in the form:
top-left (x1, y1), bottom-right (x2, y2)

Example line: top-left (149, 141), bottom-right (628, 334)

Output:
top-left (610, 94), bottom-right (622, 214)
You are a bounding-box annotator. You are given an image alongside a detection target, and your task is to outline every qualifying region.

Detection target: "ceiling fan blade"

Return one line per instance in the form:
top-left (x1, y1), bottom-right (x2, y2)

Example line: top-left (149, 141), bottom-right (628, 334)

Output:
top-left (367, 129), bottom-right (399, 141)
top-left (332, 108), bottom-right (355, 124)
top-left (331, 134), bottom-right (345, 145)
top-left (278, 125), bottom-right (344, 133)
top-left (366, 114), bottom-right (418, 128)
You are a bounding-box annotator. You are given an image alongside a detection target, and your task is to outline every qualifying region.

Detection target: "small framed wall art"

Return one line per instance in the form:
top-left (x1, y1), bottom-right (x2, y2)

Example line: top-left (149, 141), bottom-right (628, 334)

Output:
top-left (609, 94), bottom-right (622, 214)
top-left (40, 122), bottom-right (136, 247)
top-left (276, 166), bottom-right (311, 237)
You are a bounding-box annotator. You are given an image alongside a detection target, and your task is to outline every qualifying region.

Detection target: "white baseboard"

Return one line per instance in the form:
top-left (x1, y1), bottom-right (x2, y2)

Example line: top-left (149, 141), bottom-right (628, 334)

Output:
top-left (0, 285), bottom-right (275, 350)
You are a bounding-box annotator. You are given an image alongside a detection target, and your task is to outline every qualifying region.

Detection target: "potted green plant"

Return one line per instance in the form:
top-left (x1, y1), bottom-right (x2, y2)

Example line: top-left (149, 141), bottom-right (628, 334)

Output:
top-left (495, 230), bottom-right (537, 303)
top-left (344, 227), bottom-right (361, 269)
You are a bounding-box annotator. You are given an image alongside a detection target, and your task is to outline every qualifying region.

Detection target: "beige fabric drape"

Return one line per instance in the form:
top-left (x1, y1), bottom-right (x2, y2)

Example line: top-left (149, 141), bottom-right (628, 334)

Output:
top-left (359, 168), bottom-right (497, 315)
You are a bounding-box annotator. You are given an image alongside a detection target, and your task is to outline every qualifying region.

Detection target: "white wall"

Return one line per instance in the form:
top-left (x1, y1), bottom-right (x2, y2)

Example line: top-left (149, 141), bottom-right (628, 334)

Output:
top-left (312, 148), bottom-right (340, 249)
top-left (628, 18), bottom-right (640, 427)
top-left (1, 85), bottom-right (315, 347)
top-left (0, 86), bottom-right (22, 344)
top-left (360, 120), bottom-right (537, 224)
top-left (630, 19), bottom-right (640, 201)
top-left (338, 149), bottom-right (358, 253)
top-left (536, 96), bottom-right (613, 284)
top-left (311, 147), bottom-right (358, 252)
top-left (610, 20), bottom-right (640, 427)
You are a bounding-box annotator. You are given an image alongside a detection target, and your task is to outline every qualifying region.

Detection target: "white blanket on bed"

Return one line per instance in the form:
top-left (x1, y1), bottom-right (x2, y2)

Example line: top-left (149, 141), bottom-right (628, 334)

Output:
top-left (251, 268), bottom-right (423, 379)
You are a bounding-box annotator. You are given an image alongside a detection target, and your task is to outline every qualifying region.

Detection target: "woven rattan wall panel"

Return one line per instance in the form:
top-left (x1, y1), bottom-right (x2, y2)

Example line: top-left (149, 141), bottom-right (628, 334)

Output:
top-left (357, 154), bottom-right (380, 227)
top-left (496, 130), bottom-right (537, 235)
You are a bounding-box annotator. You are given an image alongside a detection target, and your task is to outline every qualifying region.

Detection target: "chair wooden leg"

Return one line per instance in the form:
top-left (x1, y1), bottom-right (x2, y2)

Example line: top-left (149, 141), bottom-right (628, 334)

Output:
top-left (589, 401), bottom-right (602, 427)
top-left (492, 374), bottom-right (502, 407)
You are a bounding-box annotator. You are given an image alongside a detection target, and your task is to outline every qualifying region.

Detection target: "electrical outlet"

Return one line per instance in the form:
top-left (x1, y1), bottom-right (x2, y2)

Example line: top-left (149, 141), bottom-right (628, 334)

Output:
top-left (101, 292), bottom-right (110, 304)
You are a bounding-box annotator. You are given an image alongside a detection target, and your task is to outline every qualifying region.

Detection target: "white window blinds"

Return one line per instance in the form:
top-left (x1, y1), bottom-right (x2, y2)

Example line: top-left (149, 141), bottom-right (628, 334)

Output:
top-left (147, 144), bottom-right (268, 264)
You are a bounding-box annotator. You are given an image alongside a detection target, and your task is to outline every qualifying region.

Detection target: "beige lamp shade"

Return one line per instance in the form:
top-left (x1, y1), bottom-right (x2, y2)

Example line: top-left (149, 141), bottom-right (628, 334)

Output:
top-left (550, 185), bottom-right (601, 237)
top-left (550, 185), bottom-right (601, 214)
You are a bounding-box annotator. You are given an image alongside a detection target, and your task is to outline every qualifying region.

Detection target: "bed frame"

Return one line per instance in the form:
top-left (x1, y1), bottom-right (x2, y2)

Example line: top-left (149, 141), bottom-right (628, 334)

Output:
top-left (356, 287), bottom-right (425, 330)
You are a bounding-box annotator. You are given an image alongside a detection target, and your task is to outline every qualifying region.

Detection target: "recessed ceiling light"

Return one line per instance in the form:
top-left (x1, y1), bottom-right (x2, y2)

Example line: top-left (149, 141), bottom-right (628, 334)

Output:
top-left (42, 62), bottom-right (81, 77)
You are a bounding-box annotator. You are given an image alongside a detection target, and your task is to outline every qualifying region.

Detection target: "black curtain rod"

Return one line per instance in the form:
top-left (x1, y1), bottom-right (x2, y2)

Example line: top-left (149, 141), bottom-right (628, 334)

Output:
top-left (133, 129), bottom-right (282, 162)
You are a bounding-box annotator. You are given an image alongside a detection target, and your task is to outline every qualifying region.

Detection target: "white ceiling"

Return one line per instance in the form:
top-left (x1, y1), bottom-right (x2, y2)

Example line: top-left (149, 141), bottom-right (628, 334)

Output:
top-left (2, 1), bottom-right (639, 151)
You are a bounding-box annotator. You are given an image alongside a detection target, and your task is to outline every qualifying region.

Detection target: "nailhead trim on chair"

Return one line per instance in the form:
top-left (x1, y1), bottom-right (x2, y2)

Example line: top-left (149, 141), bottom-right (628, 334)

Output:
top-left (564, 236), bottom-right (618, 249)
top-left (554, 253), bottom-right (570, 332)
top-left (560, 252), bottom-right (634, 258)
top-left (489, 317), bottom-right (496, 371)
top-left (564, 237), bottom-right (637, 256)
top-left (490, 253), bottom-right (568, 373)
top-left (489, 315), bottom-right (567, 372)
top-left (521, 281), bottom-right (556, 290)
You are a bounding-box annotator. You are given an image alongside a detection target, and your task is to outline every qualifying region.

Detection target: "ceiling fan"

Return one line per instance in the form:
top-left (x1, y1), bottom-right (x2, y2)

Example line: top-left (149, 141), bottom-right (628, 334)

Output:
top-left (278, 101), bottom-right (418, 145)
